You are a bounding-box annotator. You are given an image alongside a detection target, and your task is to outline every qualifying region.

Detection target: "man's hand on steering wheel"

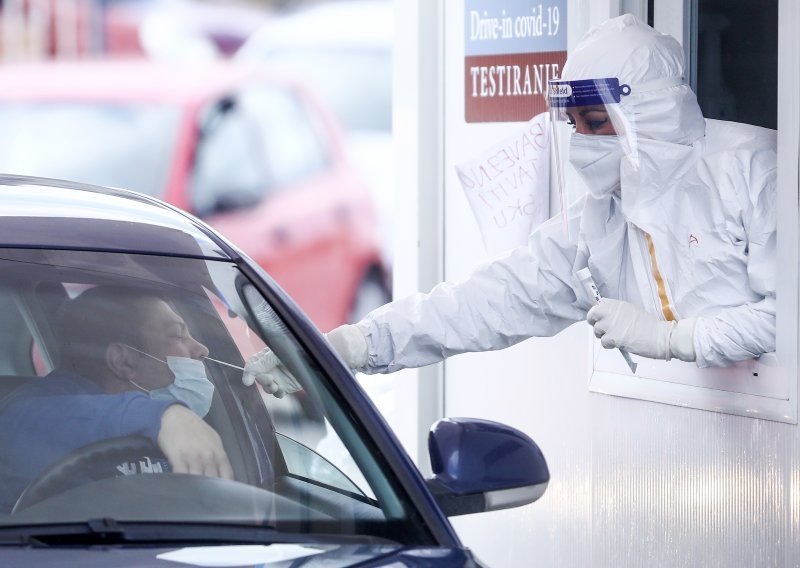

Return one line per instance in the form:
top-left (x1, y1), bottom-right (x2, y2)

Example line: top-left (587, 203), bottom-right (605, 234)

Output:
top-left (157, 405), bottom-right (234, 480)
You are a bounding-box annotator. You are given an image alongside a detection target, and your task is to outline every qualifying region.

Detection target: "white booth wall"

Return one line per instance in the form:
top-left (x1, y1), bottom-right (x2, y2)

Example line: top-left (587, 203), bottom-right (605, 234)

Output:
top-left (389, 1), bottom-right (800, 566)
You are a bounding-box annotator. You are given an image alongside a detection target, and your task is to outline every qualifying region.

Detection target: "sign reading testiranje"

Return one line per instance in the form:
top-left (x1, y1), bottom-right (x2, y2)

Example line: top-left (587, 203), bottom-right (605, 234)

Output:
top-left (465, 0), bottom-right (567, 123)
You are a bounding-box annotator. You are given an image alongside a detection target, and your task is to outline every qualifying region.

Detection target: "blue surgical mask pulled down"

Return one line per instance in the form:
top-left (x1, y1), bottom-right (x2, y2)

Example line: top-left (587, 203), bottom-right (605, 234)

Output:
top-left (125, 346), bottom-right (215, 418)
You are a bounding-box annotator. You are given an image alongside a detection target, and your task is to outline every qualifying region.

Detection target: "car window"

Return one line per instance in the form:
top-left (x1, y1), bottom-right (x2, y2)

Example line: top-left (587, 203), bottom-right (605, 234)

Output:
top-left (239, 86), bottom-right (330, 187)
top-left (209, 287), bottom-right (373, 499)
top-left (0, 248), bottom-right (431, 545)
top-left (0, 102), bottom-right (179, 197)
top-left (191, 86), bottom-right (329, 216)
top-left (191, 99), bottom-right (269, 215)
top-left (0, 287), bottom-right (37, 377)
top-left (264, 48), bottom-right (392, 133)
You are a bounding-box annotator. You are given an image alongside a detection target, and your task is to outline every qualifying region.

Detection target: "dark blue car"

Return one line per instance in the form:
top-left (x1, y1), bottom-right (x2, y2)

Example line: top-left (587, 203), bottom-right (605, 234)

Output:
top-left (0, 175), bottom-right (549, 566)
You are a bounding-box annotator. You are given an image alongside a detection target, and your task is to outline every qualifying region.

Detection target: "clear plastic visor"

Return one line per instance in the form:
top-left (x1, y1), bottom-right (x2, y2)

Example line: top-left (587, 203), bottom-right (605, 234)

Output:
top-left (547, 78), bottom-right (632, 232)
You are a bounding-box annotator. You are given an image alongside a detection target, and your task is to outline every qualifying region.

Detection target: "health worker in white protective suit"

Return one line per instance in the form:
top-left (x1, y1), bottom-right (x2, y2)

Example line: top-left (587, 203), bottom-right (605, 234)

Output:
top-left (243, 14), bottom-right (776, 397)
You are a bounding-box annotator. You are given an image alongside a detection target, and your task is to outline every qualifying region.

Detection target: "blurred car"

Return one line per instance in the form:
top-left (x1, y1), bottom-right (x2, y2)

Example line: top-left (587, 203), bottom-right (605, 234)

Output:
top-left (0, 175), bottom-right (550, 566)
top-left (236, 0), bottom-right (395, 265)
top-left (104, 0), bottom-right (272, 59)
top-left (0, 59), bottom-right (389, 331)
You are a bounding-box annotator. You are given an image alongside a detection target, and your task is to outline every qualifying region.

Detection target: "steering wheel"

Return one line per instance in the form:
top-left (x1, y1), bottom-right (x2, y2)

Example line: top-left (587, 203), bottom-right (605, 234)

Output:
top-left (12, 435), bottom-right (166, 513)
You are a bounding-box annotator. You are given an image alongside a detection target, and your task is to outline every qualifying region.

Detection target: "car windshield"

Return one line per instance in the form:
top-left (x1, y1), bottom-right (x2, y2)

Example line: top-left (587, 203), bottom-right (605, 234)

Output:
top-left (265, 48), bottom-right (391, 133)
top-left (0, 103), bottom-right (179, 197)
top-left (0, 248), bottom-right (431, 545)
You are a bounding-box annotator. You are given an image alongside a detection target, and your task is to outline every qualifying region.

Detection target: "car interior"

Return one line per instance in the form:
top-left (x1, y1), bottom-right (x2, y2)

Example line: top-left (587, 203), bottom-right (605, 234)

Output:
top-left (0, 246), bottom-right (431, 545)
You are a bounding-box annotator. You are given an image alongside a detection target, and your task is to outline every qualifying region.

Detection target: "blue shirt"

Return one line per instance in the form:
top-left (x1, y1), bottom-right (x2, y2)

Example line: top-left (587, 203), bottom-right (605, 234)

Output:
top-left (0, 370), bottom-right (176, 512)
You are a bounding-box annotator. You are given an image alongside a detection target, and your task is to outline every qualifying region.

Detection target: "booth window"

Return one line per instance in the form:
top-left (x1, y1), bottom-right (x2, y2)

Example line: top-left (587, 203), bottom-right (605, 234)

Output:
top-left (688, 0), bottom-right (777, 129)
top-left (589, 0), bottom-right (791, 423)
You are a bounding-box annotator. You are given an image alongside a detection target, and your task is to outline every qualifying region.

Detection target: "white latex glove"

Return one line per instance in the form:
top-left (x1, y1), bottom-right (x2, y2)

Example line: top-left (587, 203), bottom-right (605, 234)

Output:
top-left (241, 325), bottom-right (369, 395)
top-left (242, 349), bottom-right (302, 398)
top-left (325, 324), bottom-right (369, 371)
top-left (587, 299), bottom-right (696, 362)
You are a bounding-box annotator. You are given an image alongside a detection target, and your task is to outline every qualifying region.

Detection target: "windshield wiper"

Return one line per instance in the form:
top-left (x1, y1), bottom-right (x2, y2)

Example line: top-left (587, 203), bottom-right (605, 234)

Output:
top-left (0, 519), bottom-right (395, 547)
top-left (0, 519), bottom-right (282, 547)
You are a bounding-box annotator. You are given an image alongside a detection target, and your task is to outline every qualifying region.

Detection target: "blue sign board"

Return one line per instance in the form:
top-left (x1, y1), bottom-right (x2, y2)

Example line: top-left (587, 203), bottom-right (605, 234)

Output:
top-left (464, 0), bottom-right (568, 122)
top-left (464, 0), bottom-right (568, 56)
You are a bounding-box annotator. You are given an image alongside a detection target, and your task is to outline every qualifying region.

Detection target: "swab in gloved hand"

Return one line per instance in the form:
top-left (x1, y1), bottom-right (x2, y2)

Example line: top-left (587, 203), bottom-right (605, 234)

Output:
top-left (240, 350), bottom-right (302, 398)
top-left (239, 325), bottom-right (368, 397)
top-left (577, 267), bottom-right (638, 373)
top-left (205, 354), bottom-right (301, 398)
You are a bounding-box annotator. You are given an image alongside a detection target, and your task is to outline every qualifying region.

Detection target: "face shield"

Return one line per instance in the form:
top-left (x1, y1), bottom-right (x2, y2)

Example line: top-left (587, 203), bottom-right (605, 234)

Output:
top-left (548, 78), bottom-right (633, 231)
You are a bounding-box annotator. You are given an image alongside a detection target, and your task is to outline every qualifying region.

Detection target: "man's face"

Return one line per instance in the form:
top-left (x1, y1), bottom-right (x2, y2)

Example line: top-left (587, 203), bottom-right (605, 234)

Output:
top-left (566, 105), bottom-right (617, 135)
top-left (130, 299), bottom-right (209, 390)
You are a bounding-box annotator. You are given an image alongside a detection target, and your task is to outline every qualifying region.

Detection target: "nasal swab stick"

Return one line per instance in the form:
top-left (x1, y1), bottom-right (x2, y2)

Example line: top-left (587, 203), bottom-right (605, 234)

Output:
top-left (202, 355), bottom-right (245, 371)
top-left (577, 267), bottom-right (638, 373)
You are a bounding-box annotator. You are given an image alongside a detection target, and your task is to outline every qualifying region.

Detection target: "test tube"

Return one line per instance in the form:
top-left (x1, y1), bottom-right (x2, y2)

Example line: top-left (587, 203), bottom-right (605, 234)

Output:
top-left (577, 267), bottom-right (638, 373)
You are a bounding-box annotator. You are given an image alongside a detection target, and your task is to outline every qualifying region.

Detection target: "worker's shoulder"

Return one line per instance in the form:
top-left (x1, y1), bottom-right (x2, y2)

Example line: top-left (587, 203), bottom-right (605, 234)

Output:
top-left (704, 118), bottom-right (777, 155)
top-left (702, 119), bottom-right (776, 182)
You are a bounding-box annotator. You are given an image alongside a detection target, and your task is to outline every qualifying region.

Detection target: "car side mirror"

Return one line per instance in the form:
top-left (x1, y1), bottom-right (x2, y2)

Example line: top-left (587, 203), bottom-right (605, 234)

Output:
top-left (425, 418), bottom-right (549, 517)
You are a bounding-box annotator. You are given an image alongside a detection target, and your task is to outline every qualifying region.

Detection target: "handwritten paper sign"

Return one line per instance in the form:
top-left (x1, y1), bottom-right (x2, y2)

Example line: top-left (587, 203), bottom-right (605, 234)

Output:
top-left (455, 112), bottom-right (550, 255)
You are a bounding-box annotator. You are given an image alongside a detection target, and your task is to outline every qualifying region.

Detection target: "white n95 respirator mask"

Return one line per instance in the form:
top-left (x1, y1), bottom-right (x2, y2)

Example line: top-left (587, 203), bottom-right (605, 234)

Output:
top-left (569, 133), bottom-right (623, 198)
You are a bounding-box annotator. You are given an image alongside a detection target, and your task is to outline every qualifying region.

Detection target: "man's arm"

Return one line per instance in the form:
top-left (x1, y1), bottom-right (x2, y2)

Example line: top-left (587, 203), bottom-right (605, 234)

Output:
top-left (1, 391), bottom-right (232, 479)
top-left (157, 405), bottom-right (233, 479)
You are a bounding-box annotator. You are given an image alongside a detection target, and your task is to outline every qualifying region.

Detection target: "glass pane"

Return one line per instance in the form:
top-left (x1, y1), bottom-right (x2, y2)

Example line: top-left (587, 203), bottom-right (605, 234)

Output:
top-left (239, 87), bottom-right (329, 188)
top-left (191, 102), bottom-right (269, 214)
top-left (0, 248), bottom-right (430, 544)
top-left (694, 0), bottom-right (777, 129)
top-left (266, 48), bottom-right (392, 133)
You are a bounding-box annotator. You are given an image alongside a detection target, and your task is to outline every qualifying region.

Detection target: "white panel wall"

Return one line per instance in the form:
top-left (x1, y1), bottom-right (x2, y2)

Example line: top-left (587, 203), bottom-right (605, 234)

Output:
top-left (380, 0), bottom-right (445, 474)
top-left (434, 2), bottom-right (800, 567)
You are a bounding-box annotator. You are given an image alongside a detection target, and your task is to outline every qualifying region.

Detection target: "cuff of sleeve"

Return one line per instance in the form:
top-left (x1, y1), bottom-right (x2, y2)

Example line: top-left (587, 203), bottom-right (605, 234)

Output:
top-left (328, 324), bottom-right (369, 371)
top-left (355, 319), bottom-right (386, 374)
top-left (669, 318), bottom-right (697, 362)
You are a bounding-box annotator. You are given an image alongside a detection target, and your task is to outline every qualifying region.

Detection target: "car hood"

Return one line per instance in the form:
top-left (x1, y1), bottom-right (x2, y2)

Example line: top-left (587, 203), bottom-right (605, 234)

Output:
top-left (0, 543), bottom-right (482, 567)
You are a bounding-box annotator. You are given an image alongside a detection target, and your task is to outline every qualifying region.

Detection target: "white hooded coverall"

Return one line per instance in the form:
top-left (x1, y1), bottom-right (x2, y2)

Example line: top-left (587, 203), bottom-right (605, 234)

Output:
top-left (356, 14), bottom-right (776, 373)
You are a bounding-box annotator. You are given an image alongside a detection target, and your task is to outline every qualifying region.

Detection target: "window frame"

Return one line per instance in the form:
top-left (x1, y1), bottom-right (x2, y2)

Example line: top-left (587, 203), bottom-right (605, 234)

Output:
top-left (585, 0), bottom-right (798, 423)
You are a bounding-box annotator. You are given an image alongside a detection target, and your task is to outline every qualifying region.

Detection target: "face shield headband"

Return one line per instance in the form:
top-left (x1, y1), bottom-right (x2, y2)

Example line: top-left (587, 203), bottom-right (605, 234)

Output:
top-left (548, 77), bottom-right (631, 109)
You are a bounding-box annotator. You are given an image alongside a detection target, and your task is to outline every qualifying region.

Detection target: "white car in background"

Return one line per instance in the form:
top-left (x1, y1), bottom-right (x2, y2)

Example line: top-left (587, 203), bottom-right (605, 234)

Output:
top-left (236, 0), bottom-right (394, 270)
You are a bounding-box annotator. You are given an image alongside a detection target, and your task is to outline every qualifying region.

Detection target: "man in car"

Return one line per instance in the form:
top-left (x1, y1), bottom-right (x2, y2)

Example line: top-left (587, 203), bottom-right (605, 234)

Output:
top-left (0, 286), bottom-right (233, 512)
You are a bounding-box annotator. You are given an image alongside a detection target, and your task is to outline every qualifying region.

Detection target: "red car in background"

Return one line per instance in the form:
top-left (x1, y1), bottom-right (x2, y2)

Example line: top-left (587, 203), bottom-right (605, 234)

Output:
top-left (104, 0), bottom-right (271, 58)
top-left (0, 60), bottom-right (390, 331)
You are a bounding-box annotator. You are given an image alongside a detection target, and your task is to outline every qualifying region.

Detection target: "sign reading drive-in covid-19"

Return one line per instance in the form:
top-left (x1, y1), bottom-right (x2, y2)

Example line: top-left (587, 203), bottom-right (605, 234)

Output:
top-left (465, 0), bottom-right (567, 123)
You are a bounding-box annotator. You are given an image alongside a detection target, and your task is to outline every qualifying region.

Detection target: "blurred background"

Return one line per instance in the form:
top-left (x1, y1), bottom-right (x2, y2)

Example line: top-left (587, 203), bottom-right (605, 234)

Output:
top-left (0, 0), bottom-right (394, 334)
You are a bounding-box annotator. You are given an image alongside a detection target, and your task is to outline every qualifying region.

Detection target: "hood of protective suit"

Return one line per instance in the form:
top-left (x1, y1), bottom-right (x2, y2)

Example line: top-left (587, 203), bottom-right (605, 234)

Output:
top-left (562, 14), bottom-right (705, 146)
top-left (561, 14), bottom-right (707, 230)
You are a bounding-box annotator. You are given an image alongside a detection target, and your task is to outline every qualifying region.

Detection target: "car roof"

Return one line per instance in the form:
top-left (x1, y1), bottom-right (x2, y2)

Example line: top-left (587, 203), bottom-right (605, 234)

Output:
top-left (0, 59), bottom-right (297, 104)
top-left (0, 175), bottom-right (233, 259)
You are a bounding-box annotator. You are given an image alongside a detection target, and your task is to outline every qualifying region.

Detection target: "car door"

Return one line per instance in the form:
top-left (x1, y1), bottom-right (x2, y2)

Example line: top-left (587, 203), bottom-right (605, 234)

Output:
top-left (189, 83), bottom-right (359, 331)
